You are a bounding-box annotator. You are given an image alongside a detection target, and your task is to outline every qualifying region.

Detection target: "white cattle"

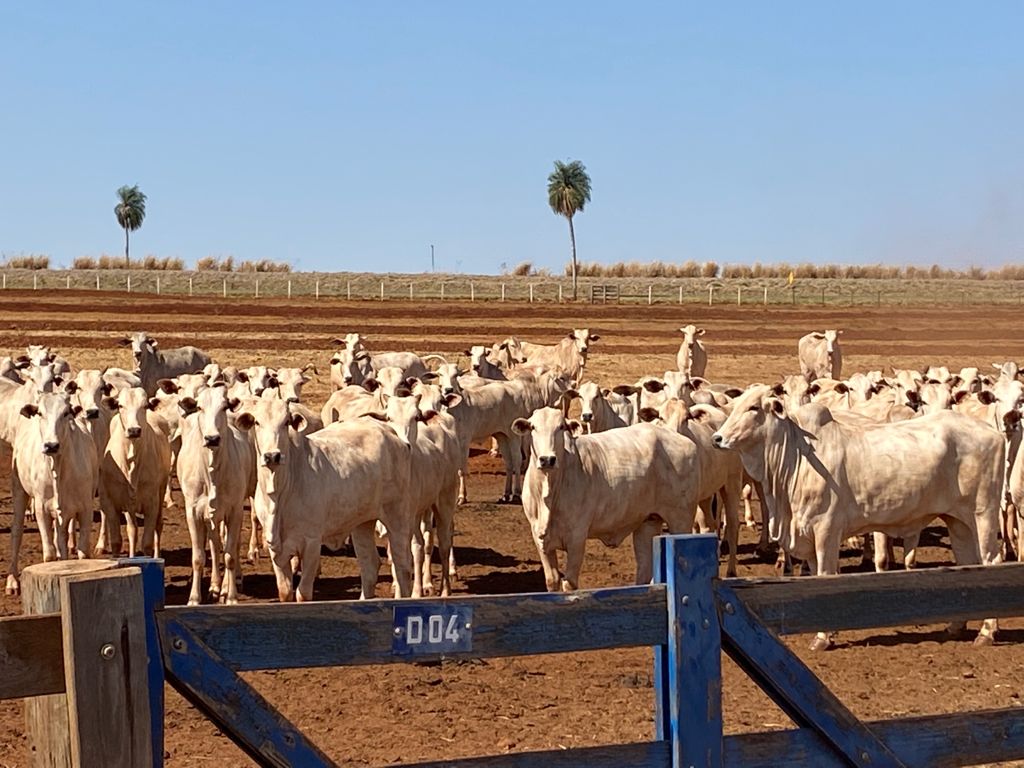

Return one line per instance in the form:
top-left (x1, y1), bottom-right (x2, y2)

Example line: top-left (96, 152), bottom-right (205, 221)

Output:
top-left (676, 325), bottom-right (707, 378)
top-left (102, 367), bottom-right (143, 393)
top-left (235, 398), bottom-right (414, 601)
top-left (271, 365), bottom-right (315, 402)
top-left (712, 385), bottom-right (1004, 648)
top-left (118, 332), bottom-right (212, 396)
top-left (570, 381), bottom-right (633, 433)
top-left (993, 361), bottom-right (1020, 382)
top-left (99, 387), bottom-right (172, 557)
top-left (177, 386), bottom-right (256, 605)
top-left (329, 335), bottom-right (444, 390)
top-left (639, 399), bottom-right (742, 576)
top-left (798, 330), bottom-right (842, 381)
top-left (518, 329), bottom-right (598, 381)
top-left (512, 408), bottom-right (701, 591)
top-left (7, 392), bottom-right (98, 595)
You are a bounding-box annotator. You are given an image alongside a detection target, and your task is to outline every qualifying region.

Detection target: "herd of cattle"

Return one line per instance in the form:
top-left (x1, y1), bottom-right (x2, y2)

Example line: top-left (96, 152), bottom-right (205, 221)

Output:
top-left (1, 326), bottom-right (1022, 648)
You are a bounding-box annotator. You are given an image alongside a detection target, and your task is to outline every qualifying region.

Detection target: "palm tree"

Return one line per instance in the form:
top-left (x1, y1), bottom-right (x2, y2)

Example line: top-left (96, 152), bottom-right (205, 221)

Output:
top-left (547, 160), bottom-right (592, 300)
top-left (114, 185), bottom-right (147, 267)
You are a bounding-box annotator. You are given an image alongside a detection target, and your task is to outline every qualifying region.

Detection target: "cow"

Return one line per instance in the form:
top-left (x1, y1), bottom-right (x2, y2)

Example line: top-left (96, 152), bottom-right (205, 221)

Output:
top-left (798, 330), bottom-right (842, 382)
top-left (177, 385), bottom-right (257, 605)
top-left (512, 407), bottom-right (701, 591)
top-left (676, 325), bottom-right (708, 378)
top-left (0, 356), bottom-right (23, 384)
top-left (329, 335), bottom-right (445, 390)
top-left (569, 381), bottom-right (634, 433)
top-left (993, 361), bottom-right (1021, 382)
top-left (6, 392), bottom-right (98, 595)
top-left (639, 399), bottom-right (742, 576)
top-left (102, 367), bottom-right (143, 393)
top-left (712, 385), bottom-right (1004, 648)
top-left (271, 365), bottom-right (316, 402)
top-left (99, 386), bottom-right (173, 557)
top-left (518, 329), bottom-right (598, 381)
top-left (117, 332), bottom-right (212, 396)
top-left (235, 398), bottom-right (414, 601)
top-left (465, 345), bottom-right (510, 379)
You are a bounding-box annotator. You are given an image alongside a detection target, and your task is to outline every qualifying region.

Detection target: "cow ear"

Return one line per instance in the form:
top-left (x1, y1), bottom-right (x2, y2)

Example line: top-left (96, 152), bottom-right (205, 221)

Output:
top-left (638, 407), bottom-right (660, 423)
top-left (565, 389), bottom-right (579, 400)
top-left (952, 390), bottom-right (971, 405)
top-left (696, 328), bottom-right (706, 337)
top-left (611, 384), bottom-right (638, 396)
top-left (331, 338), bottom-right (345, 346)
top-left (724, 388), bottom-right (744, 398)
top-left (330, 355), bottom-right (342, 365)
top-left (290, 413), bottom-right (308, 432)
top-left (100, 382), bottom-right (113, 396)
top-left (116, 337), bottom-right (132, 348)
top-left (53, 376), bottom-right (64, 388)
top-left (978, 390), bottom-right (997, 405)
top-left (149, 340), bottom-right (158, 349)
top-left (19, 403), bottom-right (39, 418)
top-left (236, 370), bottom-right (249, 383)
top-left (948, 375), bottom-right (963, 389)
top-left (462, 349), bottom-right (473, 357)
top-left (104, 397), bottom-right (119, 410)
top-left (364, 412), bottom-right (388, 422)
top-left (443, 392), bottom-right (462, 409)
top-left (642, 380), bottom-right (666, 393)
top-left (355, 351), bottom-right (371, 361)
top-left (228, 398), bottom-right (240, 412)
top-left (566, 331), bottom-right (576, 339)
top-left (63, 380), bottom-right (79, 395)
top-left (178, 397), bottom-right (198, 415)
top-left (266, 377), bottom-right (279, 388)
top-left (420, 372), bottom-right (439, 382)
top-left (589, 334), bottom-right (600, 342)
top-left (157, 378), bottom-right (178, 394)
top-left (600, 388), bottom-right (611, 397)
top-left (769, 398), bottom-right (785, 416)
top-left (419, 409), bottom-right (439, 424)
top-left (147, 398), bottom-right (161, 411)
top-left (213, 381), bottom-right (227, 389)
top-left (807, 383), bottom-right (821, 395)
top-left (812, 332), bottom-right (826, 340)
top-left (70, 405), bottom-right (83, 417)
top-left (302, 363), bottom-right (318, 375)
top-left (690, 377), bottom-right (709, 390)
top-left (511, 418), bottom-right (533, 435)
top-left (834, 382), bottom-right (849, 393)
top-left (235, 412), bottom-right (255, 430)
top-left (566, 419), bottom-right (584, 435)
top-left (363, 379), bottom-right (381, 392)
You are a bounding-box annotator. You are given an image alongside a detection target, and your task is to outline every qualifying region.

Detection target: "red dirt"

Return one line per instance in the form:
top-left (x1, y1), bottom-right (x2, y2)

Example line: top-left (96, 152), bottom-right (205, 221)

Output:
top-left (1, 293), bottom-right (1024, 766)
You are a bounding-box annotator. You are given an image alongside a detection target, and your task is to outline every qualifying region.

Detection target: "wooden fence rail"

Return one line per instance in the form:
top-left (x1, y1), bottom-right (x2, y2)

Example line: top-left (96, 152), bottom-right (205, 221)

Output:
top-left (4, 536), bottom-right (1024, 767)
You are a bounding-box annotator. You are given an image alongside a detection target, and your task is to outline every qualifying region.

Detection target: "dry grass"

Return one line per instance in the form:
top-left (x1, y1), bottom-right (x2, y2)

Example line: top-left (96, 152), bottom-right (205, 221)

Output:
top-left (0, 254), bottom-right (50, 269)
top-left (237, 259), bottom-right (292, 273)
top-left (73, 255), bottom-right (184, 270)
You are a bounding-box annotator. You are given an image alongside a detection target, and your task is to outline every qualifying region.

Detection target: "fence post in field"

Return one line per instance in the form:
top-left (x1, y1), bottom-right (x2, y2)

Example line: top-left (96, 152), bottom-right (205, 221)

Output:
top-left (763, 285), bottom-right (768, 306)
top-left (316, 280), bottom-right (320, 300)
top-left (409, 282), bottom-right (413, 301)
top-left (2, 273), bottom-right (5, 289)
top-left (679, 285), bottom-right (683, 304)
top-left (189, 276), bottom-right (193, 296)
top-left (559, 284), bottom-right (563, 303)
top-left (66, 274), bottom-right (71, 290)
top-left (127, 275), bottom-right (131, 293)
top-left (654, 534), bottom-right (723, 767)
top-left (737, 286), bottom-right (741, 306)
top-left (347, 280), bottom-right (351, 300)
top-left (471, 282), bottom-right (475, 302)
top-left (96, 273), bottom-right (100, 291)
top-left (222, 279), bottom-right (227, 298)
top-left (287, 279), bottom-right (292, 299)
top-left (648, 285), bottom-right (653, 305)
top-left (440, 282), bottom-right (445, 301)
top-left (501, 283), bottom-right (505, 302)
top-left (255, 279), bottom-right (259, 299)
top-left (23, 560), bottom-right (119, 767)
top-left (380, 281), bottom-right (385, 301)
top-left (33, 273), bottom-right (38, 290)
top-left (156, 276), bottom-right (160, 295)
top-left (708, 285), bottom-right (714, 306)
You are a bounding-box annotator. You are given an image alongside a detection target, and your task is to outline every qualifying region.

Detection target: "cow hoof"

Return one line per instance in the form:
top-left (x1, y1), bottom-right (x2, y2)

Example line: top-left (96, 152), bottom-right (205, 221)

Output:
top-left (5, 578), bottom-right (20, 596)
top-left (973, 633), bottom-right (995, 647)
top-left (422, 585), bottom-right (434, 597)
top-left (496, 496), bottom-right (511, 504)
top-left (511, 494), bottom-right (522, 504)
top-left (457, 497), bottom-right (468, 506)
top-left (224, 597), bottom-right (238, 606)
top-left (187, 597), bottom-right (201, 607)
top-left (808, 635), bottom-right (833, 652)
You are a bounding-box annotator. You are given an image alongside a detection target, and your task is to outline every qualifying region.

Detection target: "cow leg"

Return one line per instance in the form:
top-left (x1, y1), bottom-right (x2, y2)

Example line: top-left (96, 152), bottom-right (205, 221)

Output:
top-left (6, 474), bottom-right (28, 595)
top-left (293, 537), bottom-right (320, 603)
top-left (496, 436), bottom-right (516, 503)
top-left (385, 517), bottom-right (415, 599)
top-left (902, 531), bottom-right (921, 569)
top-left (741, 483), bottom-right (756, 528)
top-left (561, 536), bottom-right (586, 591)
top-left (247, 505), bottom-right (261, 563)
top-left (632, 519), bottom-right (662, 585)
top-left (536, 542), bottom-right (561, 593)
top-left (457, 454), bottom-right (469, 505)
top-left (751, 480), bottom-right (773, 559)
top-left (271, 550), bottom-right (295, 602)
top-left (872, 532), bottom-right (891, 572)
top-left (350, 521), bottom-right (381, 600)
top-left (808, 529), bottom-right (841, 651)
top-left (185, 504), bottom-right (207, 606)
top-left (124, 506), bottom-right (139, 558)
top-left (55, 511), bottom-right (71, 562)
top-left (419, 516), bottom-right (435, 596)
top-left (38, 501), bottom-right (58, 564)
top-left (220, 512), bottom-right (243, 606)
top-left (720, 485), bottom-right (741, 578)
top-left (410, 517), bottom-right (426, 599)
top-left (208, 516), bottom-right (224, 601)
top-left (694, 498), bottom-right (715, 534)
top-left (942, 515), bottom-right (996, 643)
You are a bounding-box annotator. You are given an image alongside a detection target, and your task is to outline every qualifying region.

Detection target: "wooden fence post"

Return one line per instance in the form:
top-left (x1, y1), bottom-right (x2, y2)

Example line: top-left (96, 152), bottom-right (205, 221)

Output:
top-left (316, 280), bottom-right (320, 300)
top-left (222, 279), bottom-right (227, 298)
top-left (380, 281), bottom-right (385, 301)
top-left (500, 283), bottom-right (505, 302)
top-left (189, 276), bottom-right (193, 296)
top-left (559, 284), bottom-right (563, 303)
top-left (156, 276), bottom-right (160, 295)
top-left (287, 279), bottom-right (292, 299)
top-left (96, 273), bottom-right (100, 291)
top-left (60, 566), bottom-right (153, 767)
top-left (441, 282), bottom-right (445, 301)
top-left (409, 282), bottom-right (414, 301)
top-left (763, 285), bottom-right (768, 306)
top-left (255, 279), bottom-right (259, 299)
top-left (679, 285), bottom-right (683, 304)
top-left (471, 282), bottom-right (475, 302)
top-left (654, 534), bottom-right (723, 767)
top-left (34, 273), bottom-right (38, 290)
top-left (708, 286), bottom-right (714, 306)
top-left (2, 273), bottom-right (5, 289)
top-left (23, 560), bottom-right (119, 767)
top-left (648, 286), bottom-right (653, 305)
top-left (66, 275), bottom-right (71, 290)
top-left (737, 286), bottom-right (741, 306)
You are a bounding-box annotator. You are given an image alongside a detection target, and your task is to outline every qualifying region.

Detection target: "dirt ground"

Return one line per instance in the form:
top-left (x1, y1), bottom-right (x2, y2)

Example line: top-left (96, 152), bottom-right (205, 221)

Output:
top-left (2, 290), bottom-right (1024, 766)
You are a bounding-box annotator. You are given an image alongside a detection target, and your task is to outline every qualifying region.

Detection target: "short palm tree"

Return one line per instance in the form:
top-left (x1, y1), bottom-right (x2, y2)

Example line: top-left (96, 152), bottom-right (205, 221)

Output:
top-left (547, 160), bottom-right (592, 300)
top-left (114, 185), bottom-right (147, 267)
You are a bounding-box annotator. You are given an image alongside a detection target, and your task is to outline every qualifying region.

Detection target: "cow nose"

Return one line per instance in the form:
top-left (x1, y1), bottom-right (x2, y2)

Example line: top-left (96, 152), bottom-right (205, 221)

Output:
top-left (204, 435), bottom-right (221, 448)
top-left (263, 451), bottom-right (282, 466)
top-left (712, 433), bottom-right (724, 447)
top-left (581, 413), bottom-right (593, 423)
top-left (85, 408), bottom-right (100, 420)
top-left (444, 387), bottom-right (455, 395)
top-left (538, 455), bottom-right (556, 469)
top-left (42, 442), bottom-right (60, 455)
top-left (126, 427), bottom-right (142, 439)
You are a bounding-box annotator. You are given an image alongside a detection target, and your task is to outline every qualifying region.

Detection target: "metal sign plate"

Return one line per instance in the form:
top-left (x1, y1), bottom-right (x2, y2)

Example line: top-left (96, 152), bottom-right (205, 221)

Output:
top-left (392, 605), bottom-right (473, 656)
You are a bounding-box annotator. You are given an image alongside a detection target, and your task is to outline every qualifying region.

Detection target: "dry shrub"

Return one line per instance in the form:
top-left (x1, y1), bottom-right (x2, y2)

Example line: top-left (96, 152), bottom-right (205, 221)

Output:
top-left (73, 256), bottom-right (97, 269)
top-left (237, 259), bottom-right (291, 273)
top-left (1, 254), bottom-right (50, 269)
top-left (196, 256), bottom-right (236, 272)
top-left (512, 261), bottom-right (534, 276)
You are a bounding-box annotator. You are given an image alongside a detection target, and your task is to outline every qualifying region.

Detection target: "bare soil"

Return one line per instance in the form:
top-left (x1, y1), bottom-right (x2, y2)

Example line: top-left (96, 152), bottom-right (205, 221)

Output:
top-left (1, 291), bottom-right (1024, 766)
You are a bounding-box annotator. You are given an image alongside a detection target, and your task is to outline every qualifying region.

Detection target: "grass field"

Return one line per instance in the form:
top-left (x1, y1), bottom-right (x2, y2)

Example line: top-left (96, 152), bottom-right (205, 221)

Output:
top-left (2, 267), bottom-right (1024, 306)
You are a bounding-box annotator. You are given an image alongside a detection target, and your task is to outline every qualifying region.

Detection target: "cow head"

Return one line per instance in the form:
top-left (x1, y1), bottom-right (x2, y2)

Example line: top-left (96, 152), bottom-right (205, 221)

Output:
top-left (992, 361), bottom-right (1021, 382)
top-left (429, 363), bottom-right (465, 396)
top-left (512, 407), bottom-right (582, 471)
top-left (25, 345), bottom-right (56, 367)
top-left (273, 367), bottom-right (312, 403)
top-left (712, 384), bottom-right (785, 450)
top-left (466, 346), bottom-right (491, 374)
top-left (117, 332), bottom-right (156, 369)
top-left (20, 392), bottom-right (81, 456)
top-left (187, 385), bottom-right (240, 451)
top-left (26, 362), bottom-right (60, 395)
top-left (990, 379), bottom-right (1024, 436)
top-left (678, 325), bottom-right (705, 350)
top-left (71, 369), bottom-right (111, 420)
top-left (110, 386), bottom-right (153, 440)
top-left (235, 398), bottom-right (304, 468)
top-left (569, 329), bottom-right (599, 359)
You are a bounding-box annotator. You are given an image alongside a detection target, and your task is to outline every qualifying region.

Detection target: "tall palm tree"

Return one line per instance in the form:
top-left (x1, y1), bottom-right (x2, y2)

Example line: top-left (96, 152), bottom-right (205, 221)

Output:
top-left (547, 160), bottom-right (592, 300)
top-left (114, 185), bottom-right (147, 267)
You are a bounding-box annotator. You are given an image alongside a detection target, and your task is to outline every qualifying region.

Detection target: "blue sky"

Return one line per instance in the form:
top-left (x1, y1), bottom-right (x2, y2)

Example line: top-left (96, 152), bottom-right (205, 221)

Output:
top-left (2, 3), bottom-right (1022, 273)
